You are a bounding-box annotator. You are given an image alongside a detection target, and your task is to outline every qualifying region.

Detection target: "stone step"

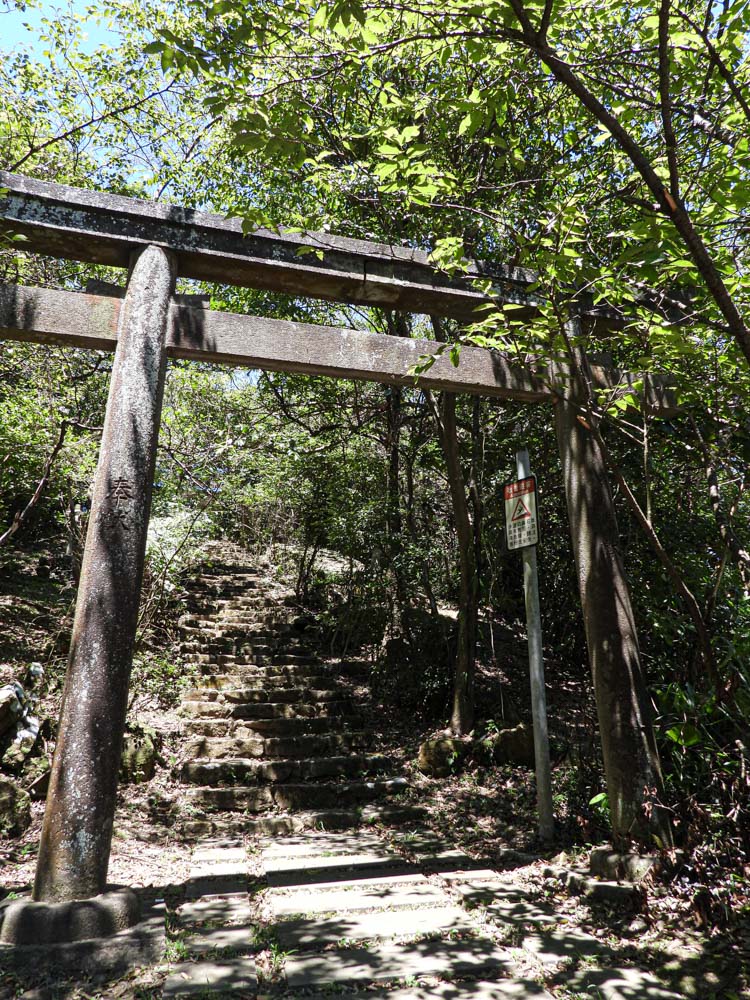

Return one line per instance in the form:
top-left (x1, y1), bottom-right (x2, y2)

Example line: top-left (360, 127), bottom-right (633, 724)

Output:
top-left (189, 573), bottom-right (267, 594)
top-left (185, 736), bottom-right (265, 759)
top-left (182, 609), bottom-right (296, 637)
top-left (180, 648), bottom-right (276, 662)
top-left (258, 832), bottom-right (389, 859)
top-left (181, 586), bottom-right (262, 601)
top-left (180, 617), bottom-right (300, 635)
top-left (190, 665), bottom-right (328, 683)
top-left (183, 732), bottom-right (370, 760)
top-left (178, 804), bottom-right (428, 839)
top-left (183, 575), bottom-right (260, 589)
top-left (263, 732), bottom-right (370, 758)
top-left (194, 672), bottom-right (340, 691)
top-left (223, 659), bottom-right (324, 673)
top-left (187, 651), bottom-right (320, 666)
top-left (198, 607), bottom-right (277, 621)
top-left (185, 777), bottom-right (409, 812)
top-left (190, 567), bottom-right (261, 578)
top-left (200, 650), bottom-right (316, 665)
top-left (177, 626), bottom-right (302, 645)
top-left (178, 619), bottom-right (274, 637)
top-left (179, 643), bottom-right (270, 661)
top-left (196, 664), bottom-right (330, 682)
top-left (180, 754), bottom-right (395, 785)
top-left (215, 593), bottom-right (278, 604)
top-left (190, 600), bottom-right (280, 612)
top-left (182, 643), bottom-right (319, 662)
top-left (182, 715), bottom-right (364, 737)
top-left (185, 685), bottom-right (345, 703)
top-left (271, 653), bottom-right (319, 665)
top-left (179, 699), bottom-right (353, 720)
top-left (336, 659), bottom-right (372, 679)
top-left (182, 637), bottom-right (306, 654)
top-left (216, 606), bottom-right (286, 618)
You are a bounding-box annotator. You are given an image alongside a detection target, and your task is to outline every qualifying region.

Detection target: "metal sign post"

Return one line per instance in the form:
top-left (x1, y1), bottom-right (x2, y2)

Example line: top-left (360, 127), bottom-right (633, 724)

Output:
top-left (505, 449), bottom-right (554, 842)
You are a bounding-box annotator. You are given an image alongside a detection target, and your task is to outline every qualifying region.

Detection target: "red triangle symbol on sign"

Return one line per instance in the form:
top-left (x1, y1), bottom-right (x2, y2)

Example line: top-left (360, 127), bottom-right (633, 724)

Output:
top-left (512, 498), bottom-right (531, 522)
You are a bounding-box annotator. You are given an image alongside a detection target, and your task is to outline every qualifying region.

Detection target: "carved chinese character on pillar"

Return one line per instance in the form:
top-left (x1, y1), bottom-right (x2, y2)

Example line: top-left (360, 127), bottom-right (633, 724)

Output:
top-left (106, 476), bottom-right (134, 529)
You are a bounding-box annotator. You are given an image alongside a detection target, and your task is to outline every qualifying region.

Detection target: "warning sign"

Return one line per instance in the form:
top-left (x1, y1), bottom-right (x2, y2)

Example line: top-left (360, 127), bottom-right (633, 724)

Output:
top-left (511, 498), bottom-right (532, 521)
top-left (504, 476), bottom-right (539, 550)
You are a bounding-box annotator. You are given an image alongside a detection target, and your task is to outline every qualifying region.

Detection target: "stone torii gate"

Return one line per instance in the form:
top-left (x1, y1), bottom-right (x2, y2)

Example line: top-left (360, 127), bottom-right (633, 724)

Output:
top-left (0, 172), bottom-right (675, 908)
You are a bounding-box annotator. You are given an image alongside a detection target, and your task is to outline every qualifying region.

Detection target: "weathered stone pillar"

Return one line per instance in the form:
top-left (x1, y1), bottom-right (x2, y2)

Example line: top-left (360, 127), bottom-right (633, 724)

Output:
top-left (554, 350), bottom-right (672, 849)
top-left (34, 245), bottom-right (176, 902)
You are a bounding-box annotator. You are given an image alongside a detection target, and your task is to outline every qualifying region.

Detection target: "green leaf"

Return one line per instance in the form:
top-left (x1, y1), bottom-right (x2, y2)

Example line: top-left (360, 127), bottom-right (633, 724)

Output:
top-left (665, 723), bottom-right (701, 747)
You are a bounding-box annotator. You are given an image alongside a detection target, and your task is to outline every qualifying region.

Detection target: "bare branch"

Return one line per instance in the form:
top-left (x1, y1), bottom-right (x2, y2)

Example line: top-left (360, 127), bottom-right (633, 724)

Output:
top-left (0, 420), bottom-right (68, 546)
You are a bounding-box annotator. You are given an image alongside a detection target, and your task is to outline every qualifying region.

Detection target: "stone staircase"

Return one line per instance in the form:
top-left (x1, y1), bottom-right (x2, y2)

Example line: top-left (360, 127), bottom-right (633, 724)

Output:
top-left (174, 555), bottom-right (420, 837)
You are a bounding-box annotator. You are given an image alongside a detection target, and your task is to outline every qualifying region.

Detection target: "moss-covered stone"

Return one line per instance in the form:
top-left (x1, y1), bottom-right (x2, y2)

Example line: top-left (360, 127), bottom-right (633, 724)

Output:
top-left (488, 722), bottom-right (535, 767)
top-left (417, 737), bottom-right (468, 777)
top-left (119, 726), bottom-right (159, 785)
top-left (0, 683), bottom-right (22, 739)
top-left (0, 777), bottom-right (31, 837)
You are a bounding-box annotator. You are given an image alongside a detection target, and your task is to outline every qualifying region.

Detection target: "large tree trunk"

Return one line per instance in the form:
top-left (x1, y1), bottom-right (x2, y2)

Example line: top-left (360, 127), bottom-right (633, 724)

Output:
top-left (384, 383), bottom-right (408, 633)
top-left (554, 393), bottom-right (673, 848)
top-left (382, 312), bottom-right (412, 637)
top-left (433, 391), bottom-right (477, 735)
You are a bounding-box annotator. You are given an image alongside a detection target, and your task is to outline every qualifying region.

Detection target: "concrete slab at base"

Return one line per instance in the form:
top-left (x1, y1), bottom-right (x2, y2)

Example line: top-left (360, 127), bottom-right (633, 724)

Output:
top-left (192, 847), bottom-right (247, 865)
top-left (0, 887), bottom-right (140, 944)
top-left (185, 922), bottom-right (259, 957)
top-left (565, 966), bottom-right (687, 999)
top-left (260, 833), bottom-right (385, 858)
top-left (521, 928), bottom-right (607, 967)
top-left (484, 899), bottom-right (558, 928)
top-left (0, 900), bottom-right (165, 978)
top-left (271, 880), bottom-right (447, 917)
top-left (188, 861), bottom-right (248, 879)
top-left (439, 868), bottom-right (507, 883)
top-left (264, 850), bottom-right (398, 872)
top-left (163, 957), bottom-right (257, 997)
top-left (266, 857), bottom-right (415, 887)
top-left (343, 979), bottom-right (555, 998)
top-left (284, 937), bottom-right (512, 987)
top-left (419, 850), bottom-right (486, 871)
top-left (277, 904), bottom-right (471, 949)
top-left (452, 881), bottom-right (531, 906)
top-left (177, 893), bottom-right (254, 928)
top-left (280, 871), bottom-right (428, 892)
top-left (185, 873), bottom-right (248, 900)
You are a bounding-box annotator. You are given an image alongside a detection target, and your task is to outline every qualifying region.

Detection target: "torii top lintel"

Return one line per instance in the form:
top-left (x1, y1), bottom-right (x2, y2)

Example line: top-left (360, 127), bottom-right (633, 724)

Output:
top-left (0, 170), bottom-right (574, 320)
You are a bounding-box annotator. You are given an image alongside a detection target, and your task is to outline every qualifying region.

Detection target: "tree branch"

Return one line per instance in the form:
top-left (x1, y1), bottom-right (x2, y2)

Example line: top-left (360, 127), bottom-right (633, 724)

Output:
top-left (10, 83), bottom-right (177, 172)
top-left (503, 0), bottom-right (750, 367)
top-left (690, 418), bottom-right (750, 596)
top-left (658, 0), bottom-right (681, 200)
top-left (0, 420), bottom-right (68, 546)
